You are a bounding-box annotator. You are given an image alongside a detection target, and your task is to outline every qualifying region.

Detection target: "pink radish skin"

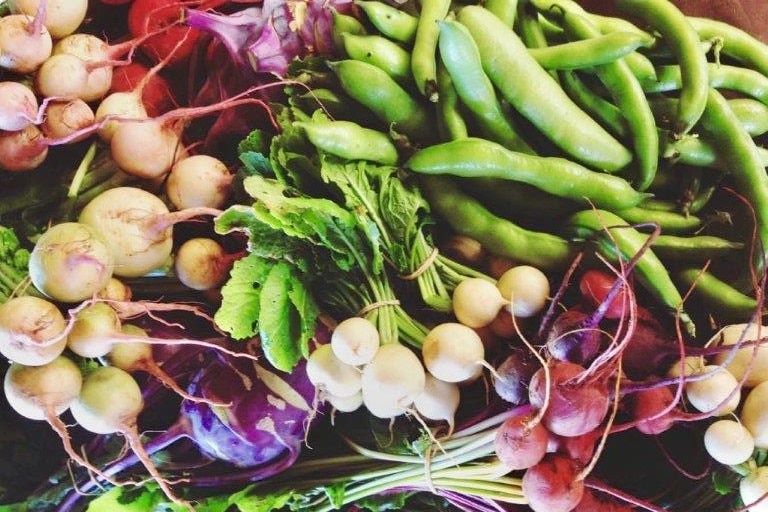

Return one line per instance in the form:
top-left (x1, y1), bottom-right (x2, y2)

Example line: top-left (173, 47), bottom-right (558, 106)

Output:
top-left (40, 99), bottom-right (95, 140)
top-left (53, 33), bottom-right (113, 102)
top-left (0, 124), bottom-right (48, 172)
top-left (523, 454), bottom-right (585, 512)
top-left (0, 82), bottom-right (38, 131)
top-left (0, 14), bottom-right (53, 74)
top-left (631, 386), bottom-right (676, 435)
top-left (528, 361), bottom-right (610, 438)
top-left (0, 296), bottom-right (68, 366)
top-left (34, 53), bottom-right (90, 99)
top-left (110, 118), bottom-right (184, 179)
top-left (494, 410), bottom-right (549, 470)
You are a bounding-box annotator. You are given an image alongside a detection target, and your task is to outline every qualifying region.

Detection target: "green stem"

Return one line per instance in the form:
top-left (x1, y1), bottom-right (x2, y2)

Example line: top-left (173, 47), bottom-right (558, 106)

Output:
top-left (67, 142), bottom-right (98, 198)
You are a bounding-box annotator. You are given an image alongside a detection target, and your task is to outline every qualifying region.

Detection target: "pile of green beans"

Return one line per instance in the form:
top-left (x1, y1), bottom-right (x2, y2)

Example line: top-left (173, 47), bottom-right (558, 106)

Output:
top-left (299, 0), bottom-right (768, 330)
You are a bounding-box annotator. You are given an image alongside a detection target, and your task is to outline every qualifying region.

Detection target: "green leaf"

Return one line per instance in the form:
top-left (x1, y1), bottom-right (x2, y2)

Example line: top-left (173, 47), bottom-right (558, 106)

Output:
top-left (259, 262), bottom-right (303, 371)
top-left (356, 491), bottom-right (411, 511)
top-left (0, 503), bottom-right (27, 512)
top-left (287, 276), bottom-right (319, 359)
top-left (229, 487), bottom-right (297, 512)
top-left (85, 485), bottom-right (188, 512)
top-left (214, 253), bottom-right (272, 339)
top-left (238, 129), bottom-right (271, 156)
top-left (239, 151), bottom-right (273, 177)
top-left (323, 482), bottom-right (346, 508)
top-left (712, 469), bottom-right (739, 495)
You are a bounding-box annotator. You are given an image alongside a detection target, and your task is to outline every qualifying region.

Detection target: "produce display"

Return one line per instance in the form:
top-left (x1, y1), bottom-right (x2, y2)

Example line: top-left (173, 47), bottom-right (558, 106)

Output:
top-left (3, 0), bottom-right (768, 511)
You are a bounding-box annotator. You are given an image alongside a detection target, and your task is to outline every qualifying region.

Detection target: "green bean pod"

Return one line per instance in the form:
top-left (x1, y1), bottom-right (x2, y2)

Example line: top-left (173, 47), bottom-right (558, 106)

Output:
top-left (615, 0), bottom-right (708, 136)
top-left (437, 20), bottom-right (533, 154)
top-left (528, 31), bottom-right (650, 70)
top-left (329, 59), bottom-right (433, 143)
top-left (561, 9), bottom-right (657, 191)
top-left (295, 120), bottom-right (399, 165)
top-left (485, 0), bottom-right (518, 27)
top-left (435, 63), bottom-right (469, 141)
top-left (650, 96), bottom-right (768, 137)
top-left (559, 70), bottom-right (629, 139)
top-left (586, 12), bottom-right (654, 43)
top-left (341, 33), bottom-right (412, 84)
top-left (652, 235), bottom-right (745, 262)
top-left (356, 1), bottom-right (419, 44)
top-left (457, 5), bottom-right (631, 172)
top-left (565, 208), bottom-right (694, 335)
top-left (411, 0), bottom-right (451, 101)
top-left (676, 267), bottom-right (761, 320)
top-left (689, 17), bottom-right (768, 77)
top-left (665, 135), bottom-right (768, 171)
top-left (461, 177), bottom-right (579, 221)
top-left (420, 175), bottom-right (576, 270)
top-left (406, 138), bottom-right (648, 210)
top-left (615, 207), bottom-right (701, 234)
top-left (331, 8), bottom-right (367, 52)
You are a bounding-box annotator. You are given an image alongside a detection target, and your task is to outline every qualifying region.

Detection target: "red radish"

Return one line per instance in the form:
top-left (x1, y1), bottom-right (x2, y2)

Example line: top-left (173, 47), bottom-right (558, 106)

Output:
top-left (546, 308), bottom-right (603, 366)
top-left (40, 99), bottom-right (95, 140)
top-left (128, 0), bottom-right (204, 66)
top-left (493, 349), bottom-right (538, 405)
top-left (631, 386), bottom-right (676, 435)
top-left (551, 427), bottom-right (602, 466)
top-left (0, 296), bottom-right (68, 366)
top-left (9, 0), bottom-right (88, 39)
top-left (522, 453), bottom-right (585, 512)
top-left (166, 154), bottom-right (233, 210)
top-left (0, 124), bottom-right (48, 172)
top-left (494, 409), bottom-right (549, 470)
top-left (578, 270), bottom-right (630, 320)
top-left (0, 82), bottom-right (38, 131)
top-left (69, 365), bottom-right (192, 509)
top-left (0, 14), bottom-right (53, 74)
top-left (528, 361), bottom-right (610, 438)
top-left (573, 488), bottom-right (634, 511)
top-left (109, 61), bottom-right (176, 117)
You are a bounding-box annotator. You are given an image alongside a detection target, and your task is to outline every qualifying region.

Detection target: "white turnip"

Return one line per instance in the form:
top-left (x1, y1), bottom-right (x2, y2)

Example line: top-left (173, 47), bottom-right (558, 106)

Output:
top-left (326, 390), bottom-right (363, 413)
top-left (497, 265), bottom-right (550, 318)
top-left (110, 118), bottom-right (185, 179)
top-left (0, 14), bottom-right (53, 74)
top-left (685, 364), bottom-right (741, 416)
top-left (0, 296), bottom-right (67, 366)
top-left (451, 277), bottom-right (508, 328)
top-left (741, 466), bottom-right (768, 512)
top-left (67, 302), bottom-right (122, 358)
top-left (28, 222), bottom-right (115, 303)
top-left (166, 154), bottom-right (233, 210)
top-left (0, 81), bottom-right (38, 131)
top-left (413, 373), bottom-right (460, 433)
top-left (174, 237), bottom-right (235, 291)
top-left (69, 365), bottom-right (191, 508)
top-left (361, 343), bottom-right (426, 418)
top-left (33, 53), bottom-right (92, 99)
top-left (40, 99), bottom-right (95, 140)
top-left (330, 316), bottom-right (380, 366)
top-left (9, 0), bottom-right (88, 39)
top-left (306, 343), bottom-right (362, 399)
top-left (711, 322), bottom-right (768, 388)
top-left (96, 277), bottom-right (132, 302)
top-left (704, 419), bottom-right (755, 466)
top-left (422, 322), bottom-right (486, 383)
top-left (741, 380), bottom-right (768, 448)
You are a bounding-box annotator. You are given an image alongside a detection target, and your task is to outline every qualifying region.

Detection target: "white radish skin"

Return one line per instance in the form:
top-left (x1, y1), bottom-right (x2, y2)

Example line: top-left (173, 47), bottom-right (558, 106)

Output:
top-left (9, 0), bottom-right (89, 39)
top-left (330, 316), bottom-right (380, 366)
top-left (685, 365), bottom-right (741, 416)
top-left (0, 82), bottom-right (38, 131)
top-left (3, 356), bottom-right (81, 421)
top-left (94, 92), bottom-right (149, 141)
top-left (0, 296), bottom-right (67, 366)
top-left (0, 124), bottom-right (48, 172)
top-left (41, 99), bottom-right (94, 141)
top-left (704, 419), bottom-right (755, 466)
top-left (496, 265), bottom-right (550, 318)
top-left (34, 53), bottom-right (90, 99)
top-left (0, 15), bottom-right (53, 74)
top-left (78, 187), bottom-right (174, 278)
top-left (422, 322), bottom-right (485, 383)
top-left (67, 302), bottom-right (121, 358)
top-left (413, 373), bottom-right (460, 433)
top-left (667, 356), bottom-right (704, 378)
top-left (110, 119), bottom-right (183, 179)
top-left (53, 34), bottom-right (112, 102)
top-left (166, 154), bottom-right (233, 210)
top-left (711, 323), bottom-right (768, 388)
top-left (326, 391), bottom-right (363, 413)
top-left (742, 381), bottom-right (768, 448)
top-left (452, 278), bottom-right (507, 328)
top-left (361, 344), bottom-right (426, 418)
top-left (741, 466), bottom-right (768, 512)
top-left (174, 237), bottom-right (232, 291)
top-left (306, 344), bottom-right (362, 398)
top-left (28, 222), bottom-right (115, 303)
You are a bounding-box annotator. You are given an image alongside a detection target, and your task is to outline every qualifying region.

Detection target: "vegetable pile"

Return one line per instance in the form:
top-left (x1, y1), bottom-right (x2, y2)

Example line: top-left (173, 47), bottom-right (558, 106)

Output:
top-left (4, 0), bottom-right (768, 511)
